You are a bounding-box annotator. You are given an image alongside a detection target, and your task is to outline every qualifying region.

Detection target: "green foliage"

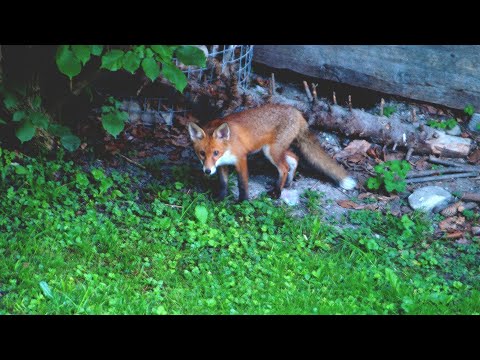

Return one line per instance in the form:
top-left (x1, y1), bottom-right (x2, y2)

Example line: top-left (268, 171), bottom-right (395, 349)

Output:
top-left (427, 118), bottom-right (458, 130)
top-left (464, 104), bottom-right (475, 116)
top-left (366, 160), bottom-right (411, 193)
top-left (0, 86), bottom-right (80, 151)
top-left (101, 97), bottom-right (128, 138)
top-left (0, 152), bottom-right (478, 314)
top-left (55, 45), bottom-right (206, 93)
top-left (383, 106), bottom-right (396, 117)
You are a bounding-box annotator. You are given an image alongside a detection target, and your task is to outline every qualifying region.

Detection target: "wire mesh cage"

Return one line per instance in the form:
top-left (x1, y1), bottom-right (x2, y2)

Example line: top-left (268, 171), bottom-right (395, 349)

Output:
top-left (117, 45), bottom-right (254, 127)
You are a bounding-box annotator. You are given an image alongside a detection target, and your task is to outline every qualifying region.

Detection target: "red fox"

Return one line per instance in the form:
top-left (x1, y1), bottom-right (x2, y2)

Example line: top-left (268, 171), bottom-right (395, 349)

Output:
top-left (187, 104), bottom-right (356, 201)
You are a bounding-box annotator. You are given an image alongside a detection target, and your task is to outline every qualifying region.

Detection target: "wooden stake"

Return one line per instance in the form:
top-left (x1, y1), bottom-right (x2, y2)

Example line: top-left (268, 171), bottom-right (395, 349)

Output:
top-left (380, 98), bottom-right (385, 116)
top-left (348, 95), bottom-right (352, 111)
top-left (405, 147), bottom-right (414, 161)
top-left (411, 108), bottom-right (417, 122)
top-left (333, 91), bottom-right (337, 105)
top-left (303, 81), bottom-right (313, 102)
top-left (271, 73), bottom-right (276, 96)
top-left (311, 83), bottom-right (318, 104)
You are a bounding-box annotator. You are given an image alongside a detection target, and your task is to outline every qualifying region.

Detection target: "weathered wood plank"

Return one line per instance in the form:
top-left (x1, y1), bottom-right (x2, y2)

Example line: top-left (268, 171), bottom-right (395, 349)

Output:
top-left (253, 45), bottom-right (480, 110)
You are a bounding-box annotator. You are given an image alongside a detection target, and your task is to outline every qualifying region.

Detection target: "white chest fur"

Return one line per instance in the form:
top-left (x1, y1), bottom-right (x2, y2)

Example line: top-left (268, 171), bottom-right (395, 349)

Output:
top-left (215, 149), bottom-right (237, 167)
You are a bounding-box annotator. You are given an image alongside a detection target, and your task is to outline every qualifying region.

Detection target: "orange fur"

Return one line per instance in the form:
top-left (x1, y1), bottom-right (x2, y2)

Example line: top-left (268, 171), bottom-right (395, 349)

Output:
top-left (188, 104), bottom-right (356, 201)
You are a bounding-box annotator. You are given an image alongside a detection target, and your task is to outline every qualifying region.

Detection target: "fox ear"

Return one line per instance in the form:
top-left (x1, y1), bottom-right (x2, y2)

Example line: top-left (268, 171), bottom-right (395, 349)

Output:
top-left (188, 122), bottom-right (205, 141)
top-left (213, 123), bottom-right (230, 140)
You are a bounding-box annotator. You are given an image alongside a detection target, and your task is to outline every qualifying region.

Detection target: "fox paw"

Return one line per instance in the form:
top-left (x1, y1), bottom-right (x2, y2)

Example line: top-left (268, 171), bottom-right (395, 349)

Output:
top-left (267, 188), bottom-right (281, 199)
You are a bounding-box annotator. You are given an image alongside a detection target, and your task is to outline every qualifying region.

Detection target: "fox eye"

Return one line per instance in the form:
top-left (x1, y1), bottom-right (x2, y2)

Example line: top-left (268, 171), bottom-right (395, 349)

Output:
top-left (213, 150), bottom-right (219, 156)
top-left (199, 151), bottom-right (206, 157)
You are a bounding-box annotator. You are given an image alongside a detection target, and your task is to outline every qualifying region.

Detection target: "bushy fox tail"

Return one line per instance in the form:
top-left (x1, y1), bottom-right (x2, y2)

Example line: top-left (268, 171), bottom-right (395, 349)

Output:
top-left (296, 130), bottom-right (357, 190)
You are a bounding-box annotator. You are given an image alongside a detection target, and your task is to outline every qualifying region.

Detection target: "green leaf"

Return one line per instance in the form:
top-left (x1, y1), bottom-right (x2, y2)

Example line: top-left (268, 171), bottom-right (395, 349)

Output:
top-left (102, 106), bottom-right (115, 113)
top-left (32, 95), bottom-right (42, 110)
top-left (3, 93), bottom-right (19, 110)
top-left (175, 45), bottom-right (207, 67)
top-left (15, 165), bottom-right (28, 175)
top-left (71, 45), bottom-right (91, 65)
top-left (16, 119), bottom-right (36, 143)
top-left (56, 45), bottom-right (82, 80)
top-left (161, 62), bottom-right (188, 92)
top-left (49, 124), bottom-right (71, 137)
top-left (90, 45), bottom-right (104, 56)
top-left (102, 112), bottom-right (126, 137)
top-left (145, 48), bottom-right (154, 58)
top-left (30, 111), bottom-right (49, 129)
top-left (142, 57), bottom-right (160, 81)
top-left (133, 45), bottom-right (146, 59)
top-left (12, 111), bottom-right (26, 122)
top-left (122, 51), bottom-right (141, 74)
top-left (194, 205), bottom-right (208, 224)
top-left (366, 177), bottom-right (381, 190)
top-left (464, 104), bottom-right (475, 116)
top-left (0, 118), bottom-right (6, 125)
top-left (61, 134), bottom-right (81, 152)
top-left (101, 50), bottom-right (125, 71)
top-left (151, 45), bottom-right (175, 60)
top-left (39, 281), bottom-right (53, 300)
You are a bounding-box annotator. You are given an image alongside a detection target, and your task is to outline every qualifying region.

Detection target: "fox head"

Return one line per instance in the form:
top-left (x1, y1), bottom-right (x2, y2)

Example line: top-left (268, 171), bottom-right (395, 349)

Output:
top-left (187, 122), bottom-right (233, 175)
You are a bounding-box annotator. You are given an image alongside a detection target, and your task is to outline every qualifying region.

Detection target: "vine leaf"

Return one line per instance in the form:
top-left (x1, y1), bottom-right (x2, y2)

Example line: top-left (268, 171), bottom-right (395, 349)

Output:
top-left (56, 45), bottom-right (82, 80)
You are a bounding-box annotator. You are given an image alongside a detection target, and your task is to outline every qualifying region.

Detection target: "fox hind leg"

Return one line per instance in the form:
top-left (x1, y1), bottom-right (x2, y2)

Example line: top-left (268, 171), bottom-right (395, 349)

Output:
top-left (284, 150), bottom-right (298, 188)
top-left (263, 145), bottom-right (290, 199)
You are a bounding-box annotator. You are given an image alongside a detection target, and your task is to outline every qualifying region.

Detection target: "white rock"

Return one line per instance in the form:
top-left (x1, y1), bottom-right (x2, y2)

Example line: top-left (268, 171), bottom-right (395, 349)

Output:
top-left (280, 189), bottom-right (300, 206)
top-left (468, 113), bottom-right (480, 132)
top-left (446, 124), bottom-right (462, 136)
top-left (408, 186), bottom-right (453, 212)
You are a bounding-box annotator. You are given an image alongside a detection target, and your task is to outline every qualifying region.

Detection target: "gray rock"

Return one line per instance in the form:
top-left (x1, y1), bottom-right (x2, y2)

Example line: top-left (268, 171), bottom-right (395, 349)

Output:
top-left (408, 186), bottom-right (453, 212)
top-left (468, 113), bottom-right (480, 132)
top-left (446, 124), bottom-right (462, 136)
top-left (280, 189), bottom-right (300, 206)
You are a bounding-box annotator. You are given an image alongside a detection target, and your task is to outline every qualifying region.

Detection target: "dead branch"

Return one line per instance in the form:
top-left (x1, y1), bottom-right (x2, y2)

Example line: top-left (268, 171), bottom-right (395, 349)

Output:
top-left (405, 172), bottom-right (479, 183)
top-left (309, 102), bottom-right (472, 157)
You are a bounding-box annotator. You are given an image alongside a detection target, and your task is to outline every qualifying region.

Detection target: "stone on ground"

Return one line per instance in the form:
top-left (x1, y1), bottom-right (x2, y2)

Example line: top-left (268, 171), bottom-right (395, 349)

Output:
top-left (408, 186), bottom-right (453, 212)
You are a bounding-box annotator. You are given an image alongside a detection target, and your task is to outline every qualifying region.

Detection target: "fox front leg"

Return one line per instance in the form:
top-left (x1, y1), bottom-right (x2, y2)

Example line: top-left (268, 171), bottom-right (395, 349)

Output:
top-left (217, 166), bottom-right (229, 200)
top-left (235, 156), bottom-right (249, 202)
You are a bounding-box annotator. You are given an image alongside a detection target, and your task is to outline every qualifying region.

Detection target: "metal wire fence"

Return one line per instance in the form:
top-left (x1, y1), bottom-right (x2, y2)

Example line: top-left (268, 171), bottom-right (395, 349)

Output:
top-left (117, 45), bottom-right (254, 127)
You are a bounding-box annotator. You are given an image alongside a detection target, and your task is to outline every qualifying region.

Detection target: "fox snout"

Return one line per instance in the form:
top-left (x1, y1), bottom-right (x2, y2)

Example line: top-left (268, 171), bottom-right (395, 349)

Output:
top-left (203, 165), bottom-right (216, 175)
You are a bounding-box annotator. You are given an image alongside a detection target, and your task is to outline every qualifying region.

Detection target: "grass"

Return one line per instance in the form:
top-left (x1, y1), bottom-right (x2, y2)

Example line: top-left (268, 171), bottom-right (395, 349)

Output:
top-left (0, 148), bottom-right (479, 315)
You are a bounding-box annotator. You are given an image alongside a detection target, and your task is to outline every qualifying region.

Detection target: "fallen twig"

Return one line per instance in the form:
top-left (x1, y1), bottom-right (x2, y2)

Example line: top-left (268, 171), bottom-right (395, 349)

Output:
top-left (428, 156), bottom-right (468, 167)
top-left (407, 167), bottom-right (480, 178)
top-left (406, 172), bottom-right (479, 183)
top-left (118, 154), bottom-right (147, 170)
